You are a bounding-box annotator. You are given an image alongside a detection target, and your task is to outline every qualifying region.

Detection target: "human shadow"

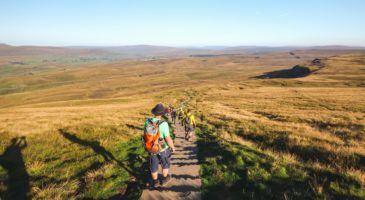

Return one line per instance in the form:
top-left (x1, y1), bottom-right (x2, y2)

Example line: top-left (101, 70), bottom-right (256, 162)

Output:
top-left (160, 185), bottom-right (200, 192)
top-left (121, 151), bottom-right (149, 199)
top-left (197, 124), bottom-right (365, 200)
top-left (59, 129), bottom-right (115, 162)
top-left (0, 137), bottom-right (31, 200)
top-left (126, 124), bottom-right (144, 131)
top-left (171, 156), bottom-right (197, 161)
top-left (172, 162), bottom-right (199, 167)
top-left (236, 128), bottom-right (365, 171)
top-left (173, 152), bottom-right (195, 156)
top-left (171, 174), bottom-right (200, 180)
top-left (58, 129), bottom-right (148, 199)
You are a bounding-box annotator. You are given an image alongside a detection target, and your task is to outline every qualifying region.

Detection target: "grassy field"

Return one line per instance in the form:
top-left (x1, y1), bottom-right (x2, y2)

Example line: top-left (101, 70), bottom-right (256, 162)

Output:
top-left (0, 50), bottom-right (364, 199)
top-left (189, 54), bottom-right (365, 199)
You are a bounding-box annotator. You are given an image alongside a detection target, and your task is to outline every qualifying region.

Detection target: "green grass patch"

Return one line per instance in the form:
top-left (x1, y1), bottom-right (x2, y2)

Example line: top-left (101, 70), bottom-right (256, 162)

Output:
top-left (196, 124), bottom-right (365, 199)
top-left (0, 127), bottom-right (149, 199)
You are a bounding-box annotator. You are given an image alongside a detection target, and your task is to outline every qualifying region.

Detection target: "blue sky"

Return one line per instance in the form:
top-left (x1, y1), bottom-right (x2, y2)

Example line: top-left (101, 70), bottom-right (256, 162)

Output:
top-left (0, 0), bottom-right (364, 46)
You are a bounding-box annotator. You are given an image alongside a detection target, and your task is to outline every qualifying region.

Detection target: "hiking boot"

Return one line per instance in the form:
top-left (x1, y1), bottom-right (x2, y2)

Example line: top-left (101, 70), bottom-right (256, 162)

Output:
top-left (161, 174), bottom-right (172, 186)
top-left (151, 179), bottom-right (160, 188)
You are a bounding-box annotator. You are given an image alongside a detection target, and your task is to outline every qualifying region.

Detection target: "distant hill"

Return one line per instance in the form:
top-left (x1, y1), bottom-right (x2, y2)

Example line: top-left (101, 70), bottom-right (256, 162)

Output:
top-left (100, 45), bottom-right (213, 57)
top-left (1, 43), bottom-right (364, 57)
top-left (0, 44), bottom-right (102, 56)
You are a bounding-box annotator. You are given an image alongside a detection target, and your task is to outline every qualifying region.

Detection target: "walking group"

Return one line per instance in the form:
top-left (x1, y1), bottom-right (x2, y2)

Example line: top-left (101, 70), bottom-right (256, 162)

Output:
top-left (142, 103), bottom-right (197, 189)
top-left (171, 107), bottom-right (196, 141)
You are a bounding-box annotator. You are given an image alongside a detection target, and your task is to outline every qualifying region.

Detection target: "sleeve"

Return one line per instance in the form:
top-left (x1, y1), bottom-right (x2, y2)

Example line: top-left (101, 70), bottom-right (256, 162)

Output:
top-left (143, 119), bottom-right (148, 132)
top-left (160, 122), bottom-right (170, 138)
top-left (191, 115), bottom-right (196, 125)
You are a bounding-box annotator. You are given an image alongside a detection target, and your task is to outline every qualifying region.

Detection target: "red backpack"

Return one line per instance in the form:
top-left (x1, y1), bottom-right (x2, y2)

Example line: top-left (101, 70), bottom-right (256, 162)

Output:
top-left (143, 119), bottom-right (165, 154)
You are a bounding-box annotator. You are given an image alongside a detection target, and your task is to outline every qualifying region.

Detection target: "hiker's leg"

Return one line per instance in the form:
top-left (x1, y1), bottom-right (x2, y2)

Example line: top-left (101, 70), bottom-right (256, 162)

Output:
top-left (149, 154), bottom-right (159, 180)
top-left (162, 168), bottom-right (169, 177)
top-left (160, 150), bottom-right (171, 177)
top-left (151, 172), bottom-right (158, 180)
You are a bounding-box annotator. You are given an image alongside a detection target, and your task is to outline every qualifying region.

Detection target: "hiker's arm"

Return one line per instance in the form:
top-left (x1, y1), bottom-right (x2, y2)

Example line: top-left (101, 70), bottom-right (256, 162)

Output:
top-left (164, 136), bottom-right (176, 152)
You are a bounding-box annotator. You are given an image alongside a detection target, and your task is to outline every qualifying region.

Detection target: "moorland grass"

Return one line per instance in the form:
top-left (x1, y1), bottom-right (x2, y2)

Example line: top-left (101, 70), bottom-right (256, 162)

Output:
top-left (1, 52), bottom-right (364, 199)
top-left (196, 123), bottom-right (365, 199)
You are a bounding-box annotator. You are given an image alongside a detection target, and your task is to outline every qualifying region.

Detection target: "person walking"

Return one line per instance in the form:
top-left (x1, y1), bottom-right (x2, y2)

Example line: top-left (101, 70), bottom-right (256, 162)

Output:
top-left (171, 108), bottom-right (177, 125)
top-left (184, 109), bottom-right (196, 141)
top-left (143, 103), bottom-right (176, 188)
top-left (180, 109), bottom-right (186, 126)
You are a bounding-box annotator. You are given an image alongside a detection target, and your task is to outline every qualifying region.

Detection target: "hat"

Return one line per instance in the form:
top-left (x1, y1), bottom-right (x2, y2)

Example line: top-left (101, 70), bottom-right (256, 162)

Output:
top-left (151, 103), bottom-right (166, 116)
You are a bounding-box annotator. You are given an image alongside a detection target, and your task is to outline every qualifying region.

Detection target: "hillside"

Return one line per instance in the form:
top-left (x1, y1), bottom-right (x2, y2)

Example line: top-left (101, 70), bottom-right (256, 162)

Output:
top-left (0, 50), bottom-right (364, 199)
top-left (0, 44), bottom-right (103, 57)
top-left (1, 43), bottom-right (365, 58)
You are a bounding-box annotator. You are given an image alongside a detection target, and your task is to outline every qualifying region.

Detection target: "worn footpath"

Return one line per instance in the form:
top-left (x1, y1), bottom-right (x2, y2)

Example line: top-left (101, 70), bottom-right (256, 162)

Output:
top-left (140, 120), bottom-right (201, 200)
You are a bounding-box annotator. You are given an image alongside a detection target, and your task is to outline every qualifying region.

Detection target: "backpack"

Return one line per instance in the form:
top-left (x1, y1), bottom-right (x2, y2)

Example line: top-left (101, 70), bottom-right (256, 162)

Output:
top-left (143, 119), bottom-right (165, 154)
top-left (171, 110), bottom-right (177, 117)
top-left (185, 114), bottom-right (192, 125)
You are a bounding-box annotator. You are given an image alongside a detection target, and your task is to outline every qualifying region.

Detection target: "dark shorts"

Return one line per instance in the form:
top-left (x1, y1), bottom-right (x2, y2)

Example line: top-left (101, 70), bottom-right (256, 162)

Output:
top-left (149, 149), bottom-right (171, 173)
top-left (185, 125), bottom-right (194, 132)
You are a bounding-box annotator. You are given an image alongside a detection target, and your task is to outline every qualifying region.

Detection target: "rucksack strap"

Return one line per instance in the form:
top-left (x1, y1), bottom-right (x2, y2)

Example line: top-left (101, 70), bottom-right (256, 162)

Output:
top-left (156, 119), bottom-right (166, 126)
top-left (147, 118), bottom-right (154, 125)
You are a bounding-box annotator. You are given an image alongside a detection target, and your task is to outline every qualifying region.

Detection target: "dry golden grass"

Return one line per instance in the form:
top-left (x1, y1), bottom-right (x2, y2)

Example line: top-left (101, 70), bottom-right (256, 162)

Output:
top-left (0, 50), bottom-right (364, 198)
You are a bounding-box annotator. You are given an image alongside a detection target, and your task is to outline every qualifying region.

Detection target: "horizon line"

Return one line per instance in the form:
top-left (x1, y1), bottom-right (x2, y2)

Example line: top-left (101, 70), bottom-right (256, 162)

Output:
top-left (1, 43), bottom-right (365, 49)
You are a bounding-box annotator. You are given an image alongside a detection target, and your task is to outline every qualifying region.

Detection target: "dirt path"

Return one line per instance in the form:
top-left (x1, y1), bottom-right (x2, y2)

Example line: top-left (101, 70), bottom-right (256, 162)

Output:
top-left (140, 121), bottom-right (201, 200)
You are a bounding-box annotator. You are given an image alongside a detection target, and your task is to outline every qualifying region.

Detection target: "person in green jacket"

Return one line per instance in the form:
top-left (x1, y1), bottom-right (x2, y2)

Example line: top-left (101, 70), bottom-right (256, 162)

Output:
top-left (144, 103), bottom-right (176, 188)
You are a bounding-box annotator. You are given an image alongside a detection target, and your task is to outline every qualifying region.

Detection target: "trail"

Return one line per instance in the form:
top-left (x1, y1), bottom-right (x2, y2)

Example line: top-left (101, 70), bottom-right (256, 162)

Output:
top-left (140, 120), bottom-right (201, 200)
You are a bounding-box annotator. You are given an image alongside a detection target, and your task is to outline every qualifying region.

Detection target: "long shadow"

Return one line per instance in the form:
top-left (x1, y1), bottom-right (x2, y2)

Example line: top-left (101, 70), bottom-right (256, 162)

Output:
top-left (236, 129), bottom-right (365, 171)
top-left (173, 152), bottom-right (195, 156)
top-left (122, 150), bottom-right (149, 199)
top-left (197, 124), bottom-right (365, 200)
top-left (160, 185), bottom-right (200, 192)
top-left (172, 174), bottom-right (200, 180)
top-left (172, 162), bottom-right (199, 167)
top-left (58, 129), bottom-right (148, 199)
top-left (171, 156), bottom-right (197, 161)
top-left (126, 124), bottom-right (144, 131)
top-left (197, 125), bottom-right (314, 199)
top-left (59, 129), bottom-right (115, 162)
top-left (0, 137), bottom-right (31, 200)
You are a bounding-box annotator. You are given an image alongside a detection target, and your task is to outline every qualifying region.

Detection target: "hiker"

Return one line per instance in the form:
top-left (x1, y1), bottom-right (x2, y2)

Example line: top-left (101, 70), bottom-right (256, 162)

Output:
top-left (171, 108), bottom-right (177, 125)
top-left (180, 109), bottom-right (186, 126)
top-left (168, 105), bottom-right (173, 114)
top-left (165, 105), bottom-right (171, 117)
top-left (184, 109), bottom-right (196, 141)
top-left (177, 108), bottom-right (183, 124)
top-left (143, 103), bottom-right (176, 188)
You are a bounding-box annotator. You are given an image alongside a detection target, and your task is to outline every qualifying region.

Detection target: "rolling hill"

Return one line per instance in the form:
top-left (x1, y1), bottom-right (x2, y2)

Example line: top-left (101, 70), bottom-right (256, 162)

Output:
top-left (0, 46), bottom-right (364, 199)
top-left (1, 43), bottom-right (365, 58)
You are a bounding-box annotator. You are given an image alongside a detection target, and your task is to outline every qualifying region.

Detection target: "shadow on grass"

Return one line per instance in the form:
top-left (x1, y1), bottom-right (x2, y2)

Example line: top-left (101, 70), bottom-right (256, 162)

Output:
top-left (59, 129), bottom-right (115, 162)
top-left (196, 124), bottom-right (365, 200)
top-left (254, 65), bottom-right (311, 79)
top-left (58, 129), bottom-right (149, 199)
top-left (0, 137), bottom-right (31, 200)
top-left (126, 124), bottom-right (144, 131)
top-left (235, 129), bottom-right (365, 171)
